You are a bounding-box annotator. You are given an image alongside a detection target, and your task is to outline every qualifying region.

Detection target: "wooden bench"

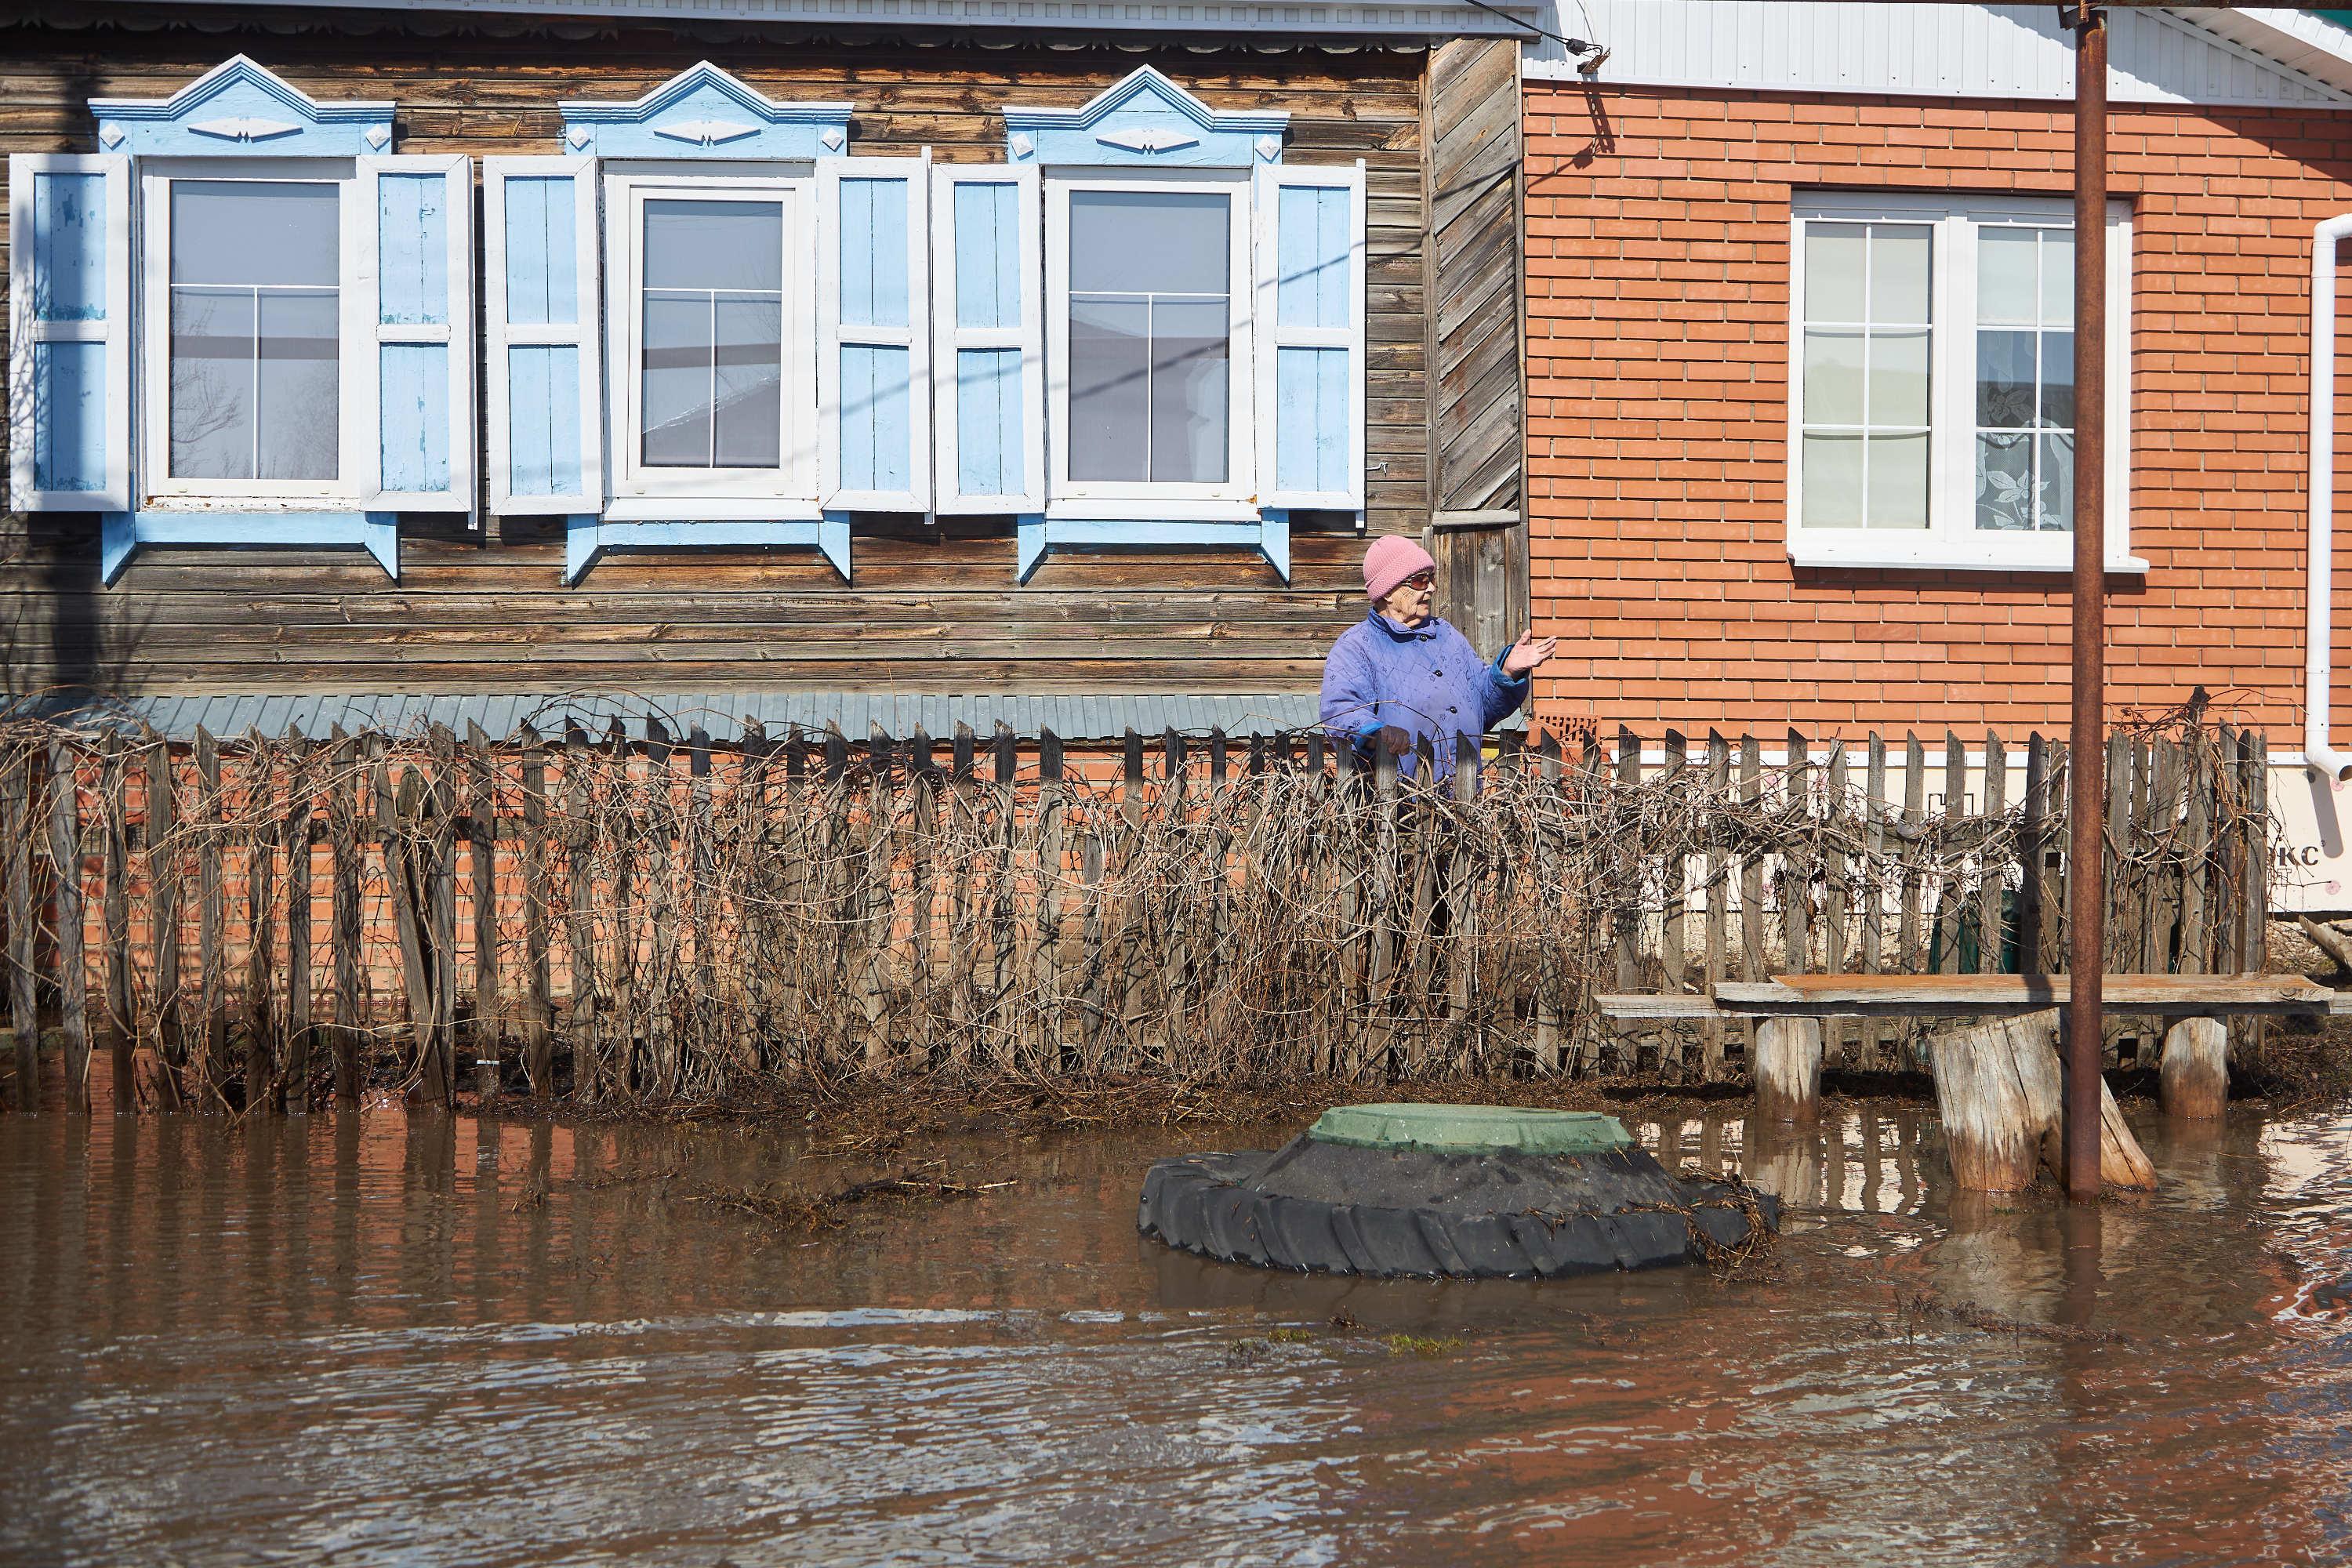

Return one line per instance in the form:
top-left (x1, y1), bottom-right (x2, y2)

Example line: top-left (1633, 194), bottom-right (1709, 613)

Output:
top-left (1597, 973), bottom-right (2339, 1190)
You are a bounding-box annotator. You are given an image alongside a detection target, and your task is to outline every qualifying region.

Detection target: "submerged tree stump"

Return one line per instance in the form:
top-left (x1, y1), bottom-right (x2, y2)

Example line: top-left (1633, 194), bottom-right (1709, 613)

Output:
top-left (1928, 1010), bottom-right (2157, 1192)
top-left (2159, 1015), bottom-right (2228, 1120)
top-left (1754, 1016), bottom-right (1824, 1123)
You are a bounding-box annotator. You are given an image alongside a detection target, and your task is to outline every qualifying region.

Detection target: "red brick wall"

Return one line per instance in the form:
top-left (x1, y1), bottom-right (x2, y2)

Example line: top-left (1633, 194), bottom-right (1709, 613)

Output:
top-left (1522, 82), bottom-right (2352, 745)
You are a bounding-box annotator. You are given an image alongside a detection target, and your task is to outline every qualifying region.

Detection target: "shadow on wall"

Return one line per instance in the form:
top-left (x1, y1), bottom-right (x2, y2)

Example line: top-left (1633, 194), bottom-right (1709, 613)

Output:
top-left (1, 514), bottom-right (154, 699)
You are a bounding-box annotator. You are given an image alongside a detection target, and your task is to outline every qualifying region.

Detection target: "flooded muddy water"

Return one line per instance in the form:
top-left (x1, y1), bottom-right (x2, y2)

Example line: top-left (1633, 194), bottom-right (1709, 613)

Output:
top-left (3, 1099), bottom-right (2350, 1567)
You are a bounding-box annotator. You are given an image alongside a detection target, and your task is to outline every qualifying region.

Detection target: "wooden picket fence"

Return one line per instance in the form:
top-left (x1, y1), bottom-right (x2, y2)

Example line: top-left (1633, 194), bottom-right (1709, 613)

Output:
top-left (0, 710), bottom-right (2270, 1112)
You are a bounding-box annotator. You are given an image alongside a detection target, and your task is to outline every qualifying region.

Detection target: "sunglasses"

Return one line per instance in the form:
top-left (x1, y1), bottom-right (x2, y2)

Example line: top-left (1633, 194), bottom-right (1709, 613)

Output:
top-left (1401, 571), bottom-right (1436, 590)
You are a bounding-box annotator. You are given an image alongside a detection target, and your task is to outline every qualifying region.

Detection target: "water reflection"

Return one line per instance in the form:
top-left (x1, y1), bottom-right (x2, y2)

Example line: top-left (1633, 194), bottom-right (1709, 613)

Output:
top-left (2, 1099), bottom-right (2350, 1566)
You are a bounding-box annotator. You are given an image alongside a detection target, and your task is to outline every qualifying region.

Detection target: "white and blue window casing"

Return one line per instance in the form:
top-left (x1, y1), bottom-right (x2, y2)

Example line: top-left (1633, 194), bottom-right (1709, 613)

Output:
top-left (1786, 191), bottom-right (2137, 575)
top-left (9, 56), bottom-right (477, 580)
top-left (495, 63), bottom-right (1366, 582)
top-left (1008, 66), bottom-right (1369, 580)
top-left (13, 60), bottom-right (1368, 586)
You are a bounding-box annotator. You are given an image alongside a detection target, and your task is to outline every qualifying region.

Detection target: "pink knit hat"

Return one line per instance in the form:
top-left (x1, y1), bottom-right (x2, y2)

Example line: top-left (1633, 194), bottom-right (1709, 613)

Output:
top-left (1363, 535), bottom-right (1437, 603)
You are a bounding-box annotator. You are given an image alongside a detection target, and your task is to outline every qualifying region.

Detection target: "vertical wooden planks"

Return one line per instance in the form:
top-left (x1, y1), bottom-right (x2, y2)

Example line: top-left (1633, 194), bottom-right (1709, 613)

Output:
top-left (1784, 730), bottom-right (1811, 975)
top-left (100, 733), bottom-right (133, 1102)
top-left (425, 726), bottom-right (460, 1105)
top-left (195, 728), bottom-right (225, 1103)
top-left (1446, 729), bottom-right (1480, 1065)
top-left (1935, 731), bottom-right (1965, 975)
top-left (2018, 735), bottom-right (2052, 974)
top-left (1701, 731), bottom-right (1730, 1080)
top-left (467, 722), bottom-right (501, 1100)
top-left (48, 740), bottom-right (87, 1111)
top-left (1898, 732), bottom-right (1926, 977)
top-left (2177, 736), bottom-right (2209, 975)
top-left (148, 738), bottom-right (183, 1095)
top-left (563, 727), bottom-right (601, 1098)
top-left (1978, 731), bottom-right (2007, 974)
top-left (1117, 729), bottom-right (1146, 1070)
top-left (687, 724), bottom-right (718, 1088)
top-left (2, 747), bottom-right (31, 1109)
top-left (1737, 735), bottom-right (1765, 1067)
top-left (243, 735), bottom-right (278, 1107)
top-left (990, 724), bottom-right (1018, 1066)
top-left (1659, 731), bottom-right (1688, 1025)
top-left (1034, 729), bottom-right (1068, 1072)
top-left (1531, 731), bottom-right (1566, 1073)
top-left (282, 735), bottom-right (314, 1112)
top-left (1612, 728), bottom-right (1641, 1072)
top-left (329, 731), bottom-right (362, 1102)
top-left (519, 729), bottom-right (554, 1094)
top-left (1821, 739), bottom-right (1849, 1069)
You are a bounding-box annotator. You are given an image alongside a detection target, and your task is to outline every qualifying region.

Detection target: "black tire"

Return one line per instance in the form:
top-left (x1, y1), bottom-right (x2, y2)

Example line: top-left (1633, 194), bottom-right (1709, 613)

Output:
top-left (1138, 1153), bottom-right (1771, 1280)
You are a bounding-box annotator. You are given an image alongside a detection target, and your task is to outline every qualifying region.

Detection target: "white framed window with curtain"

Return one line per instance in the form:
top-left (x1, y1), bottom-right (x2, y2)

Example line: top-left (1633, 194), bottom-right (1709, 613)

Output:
top-left (138, 160), bottom-right (361, 503)
top-left (1785, 191), bottom-right (2139, 574)
top-left (1044, 169), bottom-right (1257, 521)
top-left (602, 168), bottom-right (818, 520)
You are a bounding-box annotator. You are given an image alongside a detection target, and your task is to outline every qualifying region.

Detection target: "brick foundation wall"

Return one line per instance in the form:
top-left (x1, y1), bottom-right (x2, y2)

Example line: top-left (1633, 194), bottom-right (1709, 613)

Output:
top-left (1521, 82), bottom-right (2352, 744)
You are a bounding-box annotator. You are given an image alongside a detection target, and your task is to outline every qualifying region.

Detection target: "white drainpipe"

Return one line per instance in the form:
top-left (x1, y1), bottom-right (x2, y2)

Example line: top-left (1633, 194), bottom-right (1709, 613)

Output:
top-left (2310, 215), bottom-right (2352, 782)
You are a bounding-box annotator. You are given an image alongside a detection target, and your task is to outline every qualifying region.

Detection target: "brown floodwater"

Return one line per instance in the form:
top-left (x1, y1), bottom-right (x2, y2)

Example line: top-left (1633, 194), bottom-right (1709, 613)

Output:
top-left (3, 1096), bottom-right (2350, 1566)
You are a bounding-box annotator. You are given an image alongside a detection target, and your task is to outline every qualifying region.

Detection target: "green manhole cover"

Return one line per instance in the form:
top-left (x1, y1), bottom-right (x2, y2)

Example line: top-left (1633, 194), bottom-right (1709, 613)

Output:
top-left (1306, 1103), bottom-right (1633, 1156)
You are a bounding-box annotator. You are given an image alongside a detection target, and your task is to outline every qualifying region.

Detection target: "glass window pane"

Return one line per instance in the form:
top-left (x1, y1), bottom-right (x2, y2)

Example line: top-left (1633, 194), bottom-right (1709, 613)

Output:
top-left (2040, 230), bottom-right (2075, 325)
top-left (172, 181), bottom-right (337, 288)
top-left (1149, 297), bottom-right (1229, 485)
top-left (256, 289), bottom-right (339, 481)
top-left (1068, 191), bottom-right (1229, 296)
top-left (642, 292), bottom-right (713, 467)
top-left (2038, 330), bottom-right (2076, 429)
top-left (1068, 295), bottom-right (1149, 481)
top-left (1803, 226), bottom-right (1866, 323)
top-left (169, 285), bottom-right (256, 481)
top-left (1802, 329), bottom-right (1865, 426)
top-left (1867, 330), bottom-right (1929, 426)
top-left (1801, 434), bottom-right (1864, 529)
top-left (1975, 431), bottom-right (2033, 531)
top-left (713, 296), bottom-right (782, 469)
top-left (1867, 224), bottom-right (1931, 323)
top-left (1976, 329), bottom-right (2038, 429)
top-left (1978, 228), bottom-right (2038, 326)
top-left (2037, 431), bottom-right (2074, 532)
top-left (644, 200), bottom-right (782, 293)
top-left (1865, 433), bottom-right (1929, 529)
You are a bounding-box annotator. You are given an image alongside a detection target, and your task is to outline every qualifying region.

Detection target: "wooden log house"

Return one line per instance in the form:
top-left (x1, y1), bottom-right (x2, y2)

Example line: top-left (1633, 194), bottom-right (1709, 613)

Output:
top-left (1, 0), bottom-right (1537, 744)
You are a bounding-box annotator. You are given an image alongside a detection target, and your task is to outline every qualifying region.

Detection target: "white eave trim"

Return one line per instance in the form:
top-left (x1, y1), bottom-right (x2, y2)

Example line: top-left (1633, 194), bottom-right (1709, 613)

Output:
top-left (1521, 2), bottom-right (2352, 109)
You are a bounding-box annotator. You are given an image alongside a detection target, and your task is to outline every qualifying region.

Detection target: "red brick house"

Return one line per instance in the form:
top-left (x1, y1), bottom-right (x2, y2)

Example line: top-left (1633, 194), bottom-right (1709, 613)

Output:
top-left (1517, 2), bottom-right (2352, 909)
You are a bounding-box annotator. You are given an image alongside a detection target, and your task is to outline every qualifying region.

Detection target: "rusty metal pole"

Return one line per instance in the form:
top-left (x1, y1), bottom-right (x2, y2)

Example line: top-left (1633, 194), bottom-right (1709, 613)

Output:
top-left (2066, 2), bottom-right (2109, 1200)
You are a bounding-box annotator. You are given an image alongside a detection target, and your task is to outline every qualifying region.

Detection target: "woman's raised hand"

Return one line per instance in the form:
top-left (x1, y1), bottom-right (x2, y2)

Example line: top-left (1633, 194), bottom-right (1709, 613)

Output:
top-left (1501, 630), bottom-right (1559, 678)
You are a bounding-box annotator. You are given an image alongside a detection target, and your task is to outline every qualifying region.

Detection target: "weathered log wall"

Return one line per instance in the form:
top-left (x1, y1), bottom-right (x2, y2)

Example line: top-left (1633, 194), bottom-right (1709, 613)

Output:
top-left (0, 12), bottom-right (1438, 695)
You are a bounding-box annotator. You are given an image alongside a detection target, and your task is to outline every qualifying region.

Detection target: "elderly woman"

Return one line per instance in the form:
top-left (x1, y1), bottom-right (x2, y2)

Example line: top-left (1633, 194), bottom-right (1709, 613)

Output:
top-left (1319, 535), bottom-right (1556, 777)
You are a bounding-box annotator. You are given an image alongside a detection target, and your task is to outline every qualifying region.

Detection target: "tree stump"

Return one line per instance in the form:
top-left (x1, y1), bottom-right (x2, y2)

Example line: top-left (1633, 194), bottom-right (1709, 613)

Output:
top-left (1928, 1010), bottom-right (2156, 1192)
top-left (1754, 1015), bottom-right (1824, 1123)
top-left (2159, 1015), bottom-right (2228, 1120)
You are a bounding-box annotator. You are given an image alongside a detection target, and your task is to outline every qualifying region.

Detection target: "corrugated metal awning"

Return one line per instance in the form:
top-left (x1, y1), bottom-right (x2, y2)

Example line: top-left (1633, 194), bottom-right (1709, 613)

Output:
top-left (0, 691), bottom-right (1402, 744)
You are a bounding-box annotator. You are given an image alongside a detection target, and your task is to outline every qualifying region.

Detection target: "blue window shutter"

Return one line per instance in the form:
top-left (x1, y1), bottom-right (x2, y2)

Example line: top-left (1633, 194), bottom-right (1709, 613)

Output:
top-left (8, 154), bottom-right (132, 511)
top-left (484, 156), bottom-right (604, 517)
top-left (360, 156), bottom-right (477, 515)
top-left (1254, 162), bottom-right (1367, 512)
top-left (931, 164), bottom-right (1043, 514)
top-left (819, 154), bottom-right (932, 513)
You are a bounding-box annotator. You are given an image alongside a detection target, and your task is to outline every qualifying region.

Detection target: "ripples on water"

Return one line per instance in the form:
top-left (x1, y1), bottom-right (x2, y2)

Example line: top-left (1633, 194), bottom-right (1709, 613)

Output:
top-left (2, 1101), bottom-right (2350, 1567)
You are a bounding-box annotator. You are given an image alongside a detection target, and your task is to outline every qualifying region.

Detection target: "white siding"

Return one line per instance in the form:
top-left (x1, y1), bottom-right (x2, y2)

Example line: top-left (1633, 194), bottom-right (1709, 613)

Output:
top-left (1524, 2), bottom-right (2352, 107)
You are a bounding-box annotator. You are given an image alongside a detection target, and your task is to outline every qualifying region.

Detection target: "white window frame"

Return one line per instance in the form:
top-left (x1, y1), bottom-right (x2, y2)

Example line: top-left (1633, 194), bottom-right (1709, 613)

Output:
top-left (137, 158), bottom-right (368, 510)
top-left (1785, 191), bottom-right (2141, 575)
top-left (1044, 167), bottom-right (1257, 522)
top-left (602, 165), bottom-right (820, 521)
